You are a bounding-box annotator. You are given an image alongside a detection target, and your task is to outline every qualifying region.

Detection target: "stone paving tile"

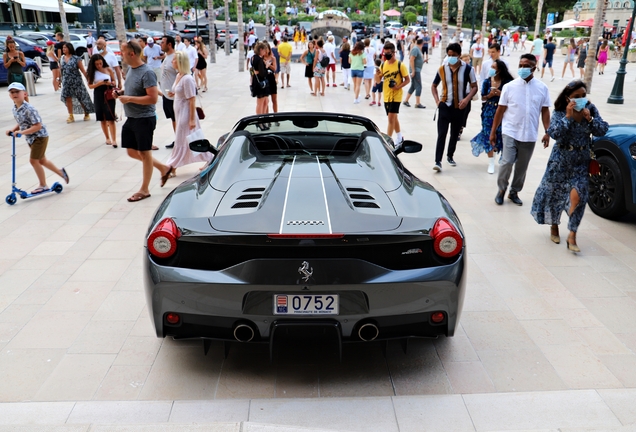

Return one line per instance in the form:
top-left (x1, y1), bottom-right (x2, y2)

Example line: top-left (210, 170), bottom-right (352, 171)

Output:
top-left (393, 394), bottom-right (475, 432)
top-left (66, 401), bottom-right (173, 424)
top-left (169, 400), bottom-right (250, 423)
top-left (0, 39), bottom-right (635, 408)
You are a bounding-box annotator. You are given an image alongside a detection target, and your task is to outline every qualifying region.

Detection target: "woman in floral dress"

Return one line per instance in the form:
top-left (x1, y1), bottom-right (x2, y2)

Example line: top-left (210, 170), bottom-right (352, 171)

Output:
top-left (470, 60), bottom-right (514, 174)
top-left (531, 80), bottom-right (608, 253)
top-left (60, 43), bottom-right (95, 123)
top-left (164, 51), bottom-right (214, 181)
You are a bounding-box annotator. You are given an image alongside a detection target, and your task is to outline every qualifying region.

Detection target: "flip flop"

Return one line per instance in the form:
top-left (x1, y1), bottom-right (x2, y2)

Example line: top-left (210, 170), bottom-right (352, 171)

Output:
top-left (61, 168), bottom-right (69, 184)
top-left (127, 192), bottom-right (151, 202)
top-left (31, 187), bottom-right (49, 194)
top-left (151, 146), bottom-right (159, 151)
top-left (160, 166), bottom-right (174, 187)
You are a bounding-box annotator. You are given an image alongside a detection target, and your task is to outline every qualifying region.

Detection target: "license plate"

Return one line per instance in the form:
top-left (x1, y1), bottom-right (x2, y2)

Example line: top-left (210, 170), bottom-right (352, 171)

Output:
top-left (273, 294), bottom-right (339, 315)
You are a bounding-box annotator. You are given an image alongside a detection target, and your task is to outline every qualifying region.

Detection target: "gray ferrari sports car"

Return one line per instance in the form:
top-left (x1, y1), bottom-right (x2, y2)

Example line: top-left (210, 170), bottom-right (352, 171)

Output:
top-left (144, 112), bottom-right (466, 356)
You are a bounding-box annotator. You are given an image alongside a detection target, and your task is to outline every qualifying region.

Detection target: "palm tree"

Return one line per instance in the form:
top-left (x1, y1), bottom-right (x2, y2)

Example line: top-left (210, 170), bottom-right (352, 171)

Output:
top-left (440, 0), bottom-right (449, 64)
top-left (208, 0), bottom-right (216, 64)
top-left (427, 0), bottom-right (434, 46)
top-left (533, 0), bottom-right (544, 38)
top-left (112, 0), bottom-right (127, 44)
top-left (237, 0), bottom-right (244, 71)
top-left (455, 0), bottom-right (465, 38)
top-left (481, 0), bottom-right (488, 35)
top-left (56, 0), bottom-right (70, 40)
top-left (224, 0), bottom-right (230, 55)
top-left (160, 0), bottom-right (166, 34)
top-left (584, 0), bottom-right (607, 92)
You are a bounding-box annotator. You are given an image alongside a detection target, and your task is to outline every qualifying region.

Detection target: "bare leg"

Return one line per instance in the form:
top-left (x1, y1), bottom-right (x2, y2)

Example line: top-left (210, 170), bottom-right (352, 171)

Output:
top-left (107, 121), bottom-right (117, 145)
top-left (100, 121), bottom-right (110, 144)
top-left (65, 97), bottom-right (73, 114)
top-left (308, 77), bottom-right (314, 93)
top-left (30, 159), bottom-right (48, 187)
top-left (271, 94), bottom-right (278, 113)
top-left (127, 149), bottom-right (169, 195)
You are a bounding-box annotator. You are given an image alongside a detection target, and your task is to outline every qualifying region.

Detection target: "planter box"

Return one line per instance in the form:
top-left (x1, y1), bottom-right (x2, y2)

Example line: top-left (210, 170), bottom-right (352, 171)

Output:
top-left (629, 51), bottom-right (636, 63)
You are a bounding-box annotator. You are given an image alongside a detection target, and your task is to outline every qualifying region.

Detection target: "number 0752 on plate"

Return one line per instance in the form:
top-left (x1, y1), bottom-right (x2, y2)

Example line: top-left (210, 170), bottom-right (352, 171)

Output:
top-left (274, 294), bottom-right (339, 315)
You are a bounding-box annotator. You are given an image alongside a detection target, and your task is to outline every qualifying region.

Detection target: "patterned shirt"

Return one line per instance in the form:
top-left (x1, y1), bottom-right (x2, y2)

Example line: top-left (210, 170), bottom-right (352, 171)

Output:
top-left (12, 102), bottom-right (48, 144)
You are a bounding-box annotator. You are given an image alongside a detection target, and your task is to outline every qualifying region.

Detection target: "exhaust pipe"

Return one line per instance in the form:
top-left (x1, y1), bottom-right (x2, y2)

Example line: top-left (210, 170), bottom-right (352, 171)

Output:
top-left (233, 324), bottom-right (255, 342)
top-left (358, 323), bottom-right (379, 341)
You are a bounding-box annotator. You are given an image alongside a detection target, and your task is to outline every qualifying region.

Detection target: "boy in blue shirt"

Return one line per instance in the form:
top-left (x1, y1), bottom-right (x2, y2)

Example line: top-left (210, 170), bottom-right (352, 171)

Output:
top-left (5, 82), bottom-right (68, 194)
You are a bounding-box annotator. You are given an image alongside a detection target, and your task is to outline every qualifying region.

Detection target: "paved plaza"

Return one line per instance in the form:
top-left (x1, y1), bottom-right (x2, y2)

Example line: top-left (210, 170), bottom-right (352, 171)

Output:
top-left (1, 44), bottom-right (636, 431)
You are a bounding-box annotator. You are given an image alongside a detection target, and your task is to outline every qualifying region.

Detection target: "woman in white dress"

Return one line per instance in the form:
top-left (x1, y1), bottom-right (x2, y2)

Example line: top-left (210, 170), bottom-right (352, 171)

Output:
top-left (164, 51), bottom-right (213, 181)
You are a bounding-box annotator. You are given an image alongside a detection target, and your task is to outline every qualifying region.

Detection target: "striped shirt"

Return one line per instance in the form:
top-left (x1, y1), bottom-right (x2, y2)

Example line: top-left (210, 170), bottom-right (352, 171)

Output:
top-left (432, 61), bottom-right (477, 108)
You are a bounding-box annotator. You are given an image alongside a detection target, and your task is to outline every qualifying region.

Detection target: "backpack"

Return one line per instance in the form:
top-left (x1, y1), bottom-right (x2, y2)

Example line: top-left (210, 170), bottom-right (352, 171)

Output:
top-left (319, 51), bottom-right (330, 68)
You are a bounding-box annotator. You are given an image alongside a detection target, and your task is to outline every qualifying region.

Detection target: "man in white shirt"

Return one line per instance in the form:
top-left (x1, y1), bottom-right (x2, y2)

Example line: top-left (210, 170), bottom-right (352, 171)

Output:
top-left (143, 37), bottom-right (163, 79)
top-left (174, 34), bottom-right (186, 52)
top-left (490, 54), bottom-right (551, 206)
top-left (183, 37), bottom-right (198, 72)
top-left (160, 35), bottom-right (178, 149)
top-left (247, 31), bottom-right (258, 47)
top-left (323, 35), bottom-right (337, 87)
top-left (469, 35), bottom-right (485, 77)
top-left (479, 42), bottom-right (509, 84)
top-left (96, 37), bottom-right (122, 88)
top-left (248, 18), bottom-right (254, 31)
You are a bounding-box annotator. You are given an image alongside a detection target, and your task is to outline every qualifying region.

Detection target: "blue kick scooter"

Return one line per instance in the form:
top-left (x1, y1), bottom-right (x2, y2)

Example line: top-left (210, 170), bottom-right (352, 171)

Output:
top-left (5, 132), bottom-right (63, 205)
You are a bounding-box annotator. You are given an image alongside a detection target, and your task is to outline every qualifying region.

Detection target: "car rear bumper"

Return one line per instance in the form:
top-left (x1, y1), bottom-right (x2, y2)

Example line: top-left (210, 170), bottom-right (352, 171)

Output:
top-left (144, 252), bottom-right (466, 342)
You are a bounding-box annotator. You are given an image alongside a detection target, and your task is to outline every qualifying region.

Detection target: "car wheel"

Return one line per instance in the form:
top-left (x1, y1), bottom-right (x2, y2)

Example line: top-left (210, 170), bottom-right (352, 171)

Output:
top-left (26, 66), bottom-right (39, 82)
top-left (233, 40), bottom-right (237, 49)
top-left (588, 155), bottom-right (627, 219)
top-left (76, 47), bottom-right (86, 56)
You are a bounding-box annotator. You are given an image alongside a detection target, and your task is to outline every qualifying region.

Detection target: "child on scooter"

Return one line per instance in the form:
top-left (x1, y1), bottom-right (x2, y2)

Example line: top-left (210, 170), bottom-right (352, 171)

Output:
top-left (6, 82), bottom-right (68, 194)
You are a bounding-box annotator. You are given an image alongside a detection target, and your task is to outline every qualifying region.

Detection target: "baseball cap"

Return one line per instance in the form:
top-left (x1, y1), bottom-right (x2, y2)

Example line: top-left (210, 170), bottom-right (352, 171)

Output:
top-left (46, 40), bottom-right (55, 46)
top-left (147, 37), bottom-right (154, 43)
top-left (8, 82), bottom-right (26, 92)
top-left (327, 31), bottom-right (333, 36)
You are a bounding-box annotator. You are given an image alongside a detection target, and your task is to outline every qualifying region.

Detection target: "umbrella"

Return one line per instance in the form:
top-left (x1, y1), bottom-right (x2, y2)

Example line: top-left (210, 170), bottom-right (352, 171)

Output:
top-left (546, 19), bottom-right (579, 29)
top-left (383, 9), bottom-right (401, 16)
top-left (574, 18), bottom-right (594, 27)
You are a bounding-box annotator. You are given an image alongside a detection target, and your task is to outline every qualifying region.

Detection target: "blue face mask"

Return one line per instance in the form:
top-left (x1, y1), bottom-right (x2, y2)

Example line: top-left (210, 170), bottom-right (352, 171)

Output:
top-left (488, 68), bottom-right (497, 77)
top-left (518, 67), bottom-right (533, 79)
top-left (447, 56), bottom-right (459, 65)
top-left (571, 97), bottom-right (588, 111)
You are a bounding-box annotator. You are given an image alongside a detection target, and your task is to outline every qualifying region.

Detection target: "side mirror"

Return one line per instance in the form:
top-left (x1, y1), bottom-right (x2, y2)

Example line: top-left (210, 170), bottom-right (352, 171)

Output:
top-left (189, 139), bottom-right (218, 155)
top-left (393, 140), bottom-right (423, 156)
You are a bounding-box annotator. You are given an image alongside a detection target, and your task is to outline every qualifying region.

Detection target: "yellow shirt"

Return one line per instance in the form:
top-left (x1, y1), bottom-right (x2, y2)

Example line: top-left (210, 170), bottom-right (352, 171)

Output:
top-left (278, 42), bottom-right (293, 64)
top-left (381, 60), bottom-right (409, 103)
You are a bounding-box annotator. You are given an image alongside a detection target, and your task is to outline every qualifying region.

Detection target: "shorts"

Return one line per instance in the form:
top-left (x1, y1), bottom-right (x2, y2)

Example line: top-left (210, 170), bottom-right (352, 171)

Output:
top-left (326, 63), bottom-right (336, 71)
top-left (162, 96), bottom-right (175, 121)
top-left (384, 102), bottom-right (400, 115)
top-left (473, 57), bottom-right (483, 66)
top-left (351, 69), bottom-right (364, 78)
top-left (49, 61), bottom-right (59, 70)
top-left (372, 81), bottom-right (383, 93)
top-left (543, 58), bottom-right (553, 68)
top-left (122, 116), bottom-right (157, 151)
top-left (422, 45), bottom-right (429, 54)
top-left (29, 136), bottom-right (48, 160)
top-left (280, 61), bottom-right (291, 74)
top-left (363, 65), bottom-right (375, 79)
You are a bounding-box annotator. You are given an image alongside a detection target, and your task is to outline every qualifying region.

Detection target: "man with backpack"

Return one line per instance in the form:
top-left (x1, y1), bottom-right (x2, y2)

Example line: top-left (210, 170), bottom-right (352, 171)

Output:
top-left (430, 43), bottom-right (478, 172)
top-left (375, 42), bottom-right (410, 145)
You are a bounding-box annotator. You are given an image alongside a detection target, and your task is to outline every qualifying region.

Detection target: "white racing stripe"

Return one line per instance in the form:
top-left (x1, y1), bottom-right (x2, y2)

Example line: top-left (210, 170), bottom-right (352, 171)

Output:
top-left (279, 155), bottom-right (296, 234)
top-left (316, 156), bottom-right (333, 234)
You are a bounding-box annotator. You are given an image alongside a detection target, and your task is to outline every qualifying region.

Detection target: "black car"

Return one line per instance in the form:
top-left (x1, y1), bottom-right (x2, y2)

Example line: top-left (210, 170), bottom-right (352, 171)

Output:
top-left (8, 36), bottom-right (47, 62)
top-left (143, 112), bottom-right (466, 358)
top-left (181, 23), bottom-right (210, 42)
top-left (351, 21), bottom-right (372, 38)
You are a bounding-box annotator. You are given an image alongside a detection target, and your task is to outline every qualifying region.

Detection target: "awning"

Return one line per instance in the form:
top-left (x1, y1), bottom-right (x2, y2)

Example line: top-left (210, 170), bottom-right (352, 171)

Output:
top-left (14, 0), bottom-right (82, 13)
top-left (383, 9), bottom-right (401, 16)
top-left (546, 19), bottom-right (579, 29)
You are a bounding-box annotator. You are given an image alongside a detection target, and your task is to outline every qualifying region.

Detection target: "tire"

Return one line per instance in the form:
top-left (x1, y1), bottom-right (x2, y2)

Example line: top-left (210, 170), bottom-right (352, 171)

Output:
top-left (53, 184), bottom-right (63, 193)
top-left (26, 67), bottom-right (39, 83)
top-left (588, 155), bottom-right (627, 220)
top-left (5, 194), bottom-right (16, 205)
top-left (233, 40), bottom-right (237, 49)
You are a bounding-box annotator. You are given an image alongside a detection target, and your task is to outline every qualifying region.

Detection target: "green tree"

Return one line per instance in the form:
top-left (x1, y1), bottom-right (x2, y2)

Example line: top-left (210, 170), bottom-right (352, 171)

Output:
top-left (405, 11), bottom-right (417, 23)
top-left (497, 0), bottom-right (523, 23)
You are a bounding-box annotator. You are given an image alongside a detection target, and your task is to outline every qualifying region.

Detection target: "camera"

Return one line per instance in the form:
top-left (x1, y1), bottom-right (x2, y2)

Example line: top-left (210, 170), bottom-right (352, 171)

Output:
top-left (388, 79), bottom-right (397, 88)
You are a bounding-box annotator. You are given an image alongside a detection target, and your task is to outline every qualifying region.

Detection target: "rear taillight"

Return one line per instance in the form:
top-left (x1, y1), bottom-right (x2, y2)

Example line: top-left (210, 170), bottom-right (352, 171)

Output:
top-left (430, 218), bottom-right (463, 258)
top-left (147, 218), bottom-right (180, 258)
top-left (35, 46), bottom-right (43, 53)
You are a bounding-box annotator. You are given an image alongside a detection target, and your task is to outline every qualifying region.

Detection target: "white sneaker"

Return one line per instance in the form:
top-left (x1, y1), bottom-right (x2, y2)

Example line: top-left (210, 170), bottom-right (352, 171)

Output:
top-left (488, 158), bottom-right (495, 174)
top-left (353, 98), bottom-right (360, 104)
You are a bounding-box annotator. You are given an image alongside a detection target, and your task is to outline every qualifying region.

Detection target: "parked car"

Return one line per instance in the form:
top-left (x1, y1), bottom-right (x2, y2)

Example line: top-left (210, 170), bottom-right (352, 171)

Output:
top-left (0, 54), bottom-right (41, 83)
top-left (589, 124), bottom-right (636, 219)
top-left (351, 21), bottom-right (372, 39)
top-left (216, 29), bottom-right (238, 49)
top-left (138, 29), bottom-right (164, 42)
top-left (143, 112), bottom-right (466, 357)
top-left (19, 32), bottom-right (56, 45)
top-left (66, 33), bottom-right (88, 56)
top-left (105, 40), bottom-right (122, 63)
top-left (0, 36), bottom-right (47, 63)
top-left (181, 23), bottom-right (210, 42)
top-left (385, 21), bottom-right (404, 35)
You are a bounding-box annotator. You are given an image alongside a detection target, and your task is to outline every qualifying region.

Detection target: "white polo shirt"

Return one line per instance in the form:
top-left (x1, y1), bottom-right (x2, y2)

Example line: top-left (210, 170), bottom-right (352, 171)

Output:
top-left (479, 56), bottom-right (510, 83)
top-left (499, 76), bottom-right (551, 142)
top-left (185, 44), bottom-right (198, 70)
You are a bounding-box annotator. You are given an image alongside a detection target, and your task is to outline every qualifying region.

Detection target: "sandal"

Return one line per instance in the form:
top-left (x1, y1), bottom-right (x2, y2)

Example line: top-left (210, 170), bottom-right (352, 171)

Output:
top-left (127, 192), bottom-right (151, 202)
top-left (31, 187), bottom-right (49, 194)
top-left (160, 166), bottom-right (174, 187)
top-left (61, 168), bottom-right (69, 184)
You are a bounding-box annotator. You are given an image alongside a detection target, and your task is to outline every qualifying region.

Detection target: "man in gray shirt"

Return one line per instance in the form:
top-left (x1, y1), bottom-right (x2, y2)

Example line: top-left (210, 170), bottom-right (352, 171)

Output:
top-left (160, 35), bottom-right (178, 149)
top-left (402, 38), bottom-right (426, 109)
top-left (115, 40), bottom-right (172, 202)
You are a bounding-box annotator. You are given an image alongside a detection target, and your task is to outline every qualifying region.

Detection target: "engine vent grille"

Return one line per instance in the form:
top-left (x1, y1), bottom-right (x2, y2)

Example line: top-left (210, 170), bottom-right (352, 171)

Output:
top-left (231, 187), bottom-right (266, 209)
top-left (346, 187), bottom-right (379, 209)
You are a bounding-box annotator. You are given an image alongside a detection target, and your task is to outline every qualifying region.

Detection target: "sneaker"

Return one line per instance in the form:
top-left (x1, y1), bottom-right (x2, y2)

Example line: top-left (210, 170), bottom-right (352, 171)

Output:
top-left (370, 101), bottom-right (376, 106)
top-left (353, 98), bottom-right (360, 104)
top-left (83, 114), bottom-right (90, 121)
top-left (165, 142), bottom-right (175, 149)
top-left (447, 157), bottom-right (457, 167)
top-left (403, 101), bottom-right (411, 107)
top-left (346, 85), bottom-right (351, 90)
top-left (488, 160), bottom-right (495, 174)
top-left (550, 76), bottom-right (555, 82)
top-left (332, 84), bottom-right (337, 87)
top-left (433, 163), bottom-right (442, 172)
top-left (415, 104), bottom-right (426, 108)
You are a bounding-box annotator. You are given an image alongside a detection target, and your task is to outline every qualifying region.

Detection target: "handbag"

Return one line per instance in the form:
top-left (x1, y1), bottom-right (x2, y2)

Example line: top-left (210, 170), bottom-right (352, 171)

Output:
top-left (10, 73), bottom-right (24, 84)
top-left (104, 86), bottom-right (117, 101)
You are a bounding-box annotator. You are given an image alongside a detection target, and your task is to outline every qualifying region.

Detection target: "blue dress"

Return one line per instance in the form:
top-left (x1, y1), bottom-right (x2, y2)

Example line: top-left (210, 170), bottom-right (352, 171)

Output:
top-left (531, 104), bottom-right (609, 232)
top-left (470, 78), bottom-right (508, 156)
